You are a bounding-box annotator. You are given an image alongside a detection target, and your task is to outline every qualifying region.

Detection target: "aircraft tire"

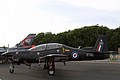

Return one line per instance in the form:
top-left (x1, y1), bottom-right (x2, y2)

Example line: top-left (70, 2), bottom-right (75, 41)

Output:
top-left (9, 69), bottom-right (14, 73)
top-left (48, 70), bottom-right (55, 75)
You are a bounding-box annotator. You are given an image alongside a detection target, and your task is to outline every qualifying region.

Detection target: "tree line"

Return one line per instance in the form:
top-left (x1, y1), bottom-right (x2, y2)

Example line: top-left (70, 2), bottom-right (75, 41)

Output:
top-left (33, 25), bottom-right (120, 51)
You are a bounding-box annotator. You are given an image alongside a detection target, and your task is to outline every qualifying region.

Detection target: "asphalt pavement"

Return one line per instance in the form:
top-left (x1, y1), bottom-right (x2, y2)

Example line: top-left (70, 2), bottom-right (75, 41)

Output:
top-left (0, 61), bottom-right (120, 80)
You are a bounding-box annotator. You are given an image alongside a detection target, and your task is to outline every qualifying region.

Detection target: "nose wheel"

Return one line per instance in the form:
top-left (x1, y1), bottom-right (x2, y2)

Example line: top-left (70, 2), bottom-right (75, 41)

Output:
top-left (9, 68), bottom-right (14, 73)
top-left (9, 63), bottom-right (14, 73)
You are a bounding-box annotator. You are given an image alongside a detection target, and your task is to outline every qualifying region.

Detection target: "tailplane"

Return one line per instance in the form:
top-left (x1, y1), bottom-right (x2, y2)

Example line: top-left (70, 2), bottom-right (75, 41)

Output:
top-left (93, 35), bottom-right (108, 52)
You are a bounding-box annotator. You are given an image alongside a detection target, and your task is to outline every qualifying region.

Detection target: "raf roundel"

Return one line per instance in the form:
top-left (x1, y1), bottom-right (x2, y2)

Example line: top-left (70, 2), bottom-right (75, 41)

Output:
top-left (72, 51), bottom-right (79, 59)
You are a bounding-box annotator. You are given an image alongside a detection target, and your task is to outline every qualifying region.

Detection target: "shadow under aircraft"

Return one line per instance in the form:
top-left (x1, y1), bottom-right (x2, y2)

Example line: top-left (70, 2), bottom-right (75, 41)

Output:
top-left (1, 35), bottom-right (110, 75)
top-left (0, 34), bottom-right (36, 63)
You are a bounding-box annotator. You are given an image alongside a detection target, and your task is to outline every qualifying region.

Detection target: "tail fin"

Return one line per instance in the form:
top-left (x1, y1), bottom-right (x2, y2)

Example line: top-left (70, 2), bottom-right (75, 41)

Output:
top-left (93, 35), bottom-right (108, 52)
top-left (16, 34), bottom-right (36, 48)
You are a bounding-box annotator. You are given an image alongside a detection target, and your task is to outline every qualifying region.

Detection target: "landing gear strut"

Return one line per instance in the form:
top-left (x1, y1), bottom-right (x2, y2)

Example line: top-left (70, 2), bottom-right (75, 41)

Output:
top-left (9, 62), bottom-right (14, 73)
top-left (8, 56), bottom-right (15, 73)
top-left (43, 59), bottom-right (48, 69)
top-left (47, 57), bottom-right (55, 75)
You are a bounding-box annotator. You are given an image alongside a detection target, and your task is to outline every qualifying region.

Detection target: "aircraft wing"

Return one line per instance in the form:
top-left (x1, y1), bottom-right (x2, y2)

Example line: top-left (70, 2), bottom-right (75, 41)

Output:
top-left (39, 54), bottom-right (68, 61)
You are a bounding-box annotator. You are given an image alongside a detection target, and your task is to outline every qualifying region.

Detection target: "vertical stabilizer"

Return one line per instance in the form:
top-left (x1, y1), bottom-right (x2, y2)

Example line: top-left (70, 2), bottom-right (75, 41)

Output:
top-left (93, 35), bottom-right (108, 52)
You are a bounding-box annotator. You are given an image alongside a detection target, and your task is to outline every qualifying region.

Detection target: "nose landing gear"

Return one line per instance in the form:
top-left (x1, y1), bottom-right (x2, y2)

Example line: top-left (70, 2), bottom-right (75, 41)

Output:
top-left (9, 62), bottom-right (14, 73)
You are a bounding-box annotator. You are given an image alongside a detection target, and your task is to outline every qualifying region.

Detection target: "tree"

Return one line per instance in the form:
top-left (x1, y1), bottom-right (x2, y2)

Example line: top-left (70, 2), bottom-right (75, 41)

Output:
top-left (33, 25), bottom-right (120, 51)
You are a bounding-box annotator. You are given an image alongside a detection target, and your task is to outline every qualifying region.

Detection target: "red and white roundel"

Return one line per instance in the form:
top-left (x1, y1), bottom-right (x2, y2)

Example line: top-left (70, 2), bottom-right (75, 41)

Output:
top-left (72, 52), bottom-right (78, 59)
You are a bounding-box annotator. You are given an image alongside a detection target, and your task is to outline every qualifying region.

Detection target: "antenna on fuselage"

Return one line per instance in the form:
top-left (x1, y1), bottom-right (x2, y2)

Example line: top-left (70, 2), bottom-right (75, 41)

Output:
top-left (7, 44), bottom-right (9, 52)
top-left (78, 46), bottom-right (82, 49)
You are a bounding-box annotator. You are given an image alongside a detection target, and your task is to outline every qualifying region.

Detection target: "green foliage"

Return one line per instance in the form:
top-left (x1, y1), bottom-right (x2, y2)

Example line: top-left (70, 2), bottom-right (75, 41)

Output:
top-left (32, 25), bottom-right (120, 51)
top-left (108, 27), bottom-right (120, 50)
top-left (33, 32), bottom-right (58, 45)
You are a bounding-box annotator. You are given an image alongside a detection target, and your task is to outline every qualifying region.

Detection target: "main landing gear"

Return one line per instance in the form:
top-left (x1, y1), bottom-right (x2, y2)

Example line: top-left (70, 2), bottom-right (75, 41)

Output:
top-left (43, 57), bottom-right (55, 75)
top-left (48, 57), bottom-right (55, 75)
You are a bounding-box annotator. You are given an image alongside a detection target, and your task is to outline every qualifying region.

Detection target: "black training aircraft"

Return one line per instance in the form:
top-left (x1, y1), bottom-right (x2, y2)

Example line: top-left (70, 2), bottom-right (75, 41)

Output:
top-left (1, 35), bottom-right (110, 75)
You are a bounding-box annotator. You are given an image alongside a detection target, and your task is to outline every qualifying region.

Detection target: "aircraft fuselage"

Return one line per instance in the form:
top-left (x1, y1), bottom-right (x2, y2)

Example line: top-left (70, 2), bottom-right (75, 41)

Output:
top-left (8, 44), bottom-right (109, 64)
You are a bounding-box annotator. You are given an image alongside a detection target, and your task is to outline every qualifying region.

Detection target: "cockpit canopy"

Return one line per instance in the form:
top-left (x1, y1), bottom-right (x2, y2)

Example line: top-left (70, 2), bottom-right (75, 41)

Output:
top-left (29, 43), bottom-right (62, 51)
